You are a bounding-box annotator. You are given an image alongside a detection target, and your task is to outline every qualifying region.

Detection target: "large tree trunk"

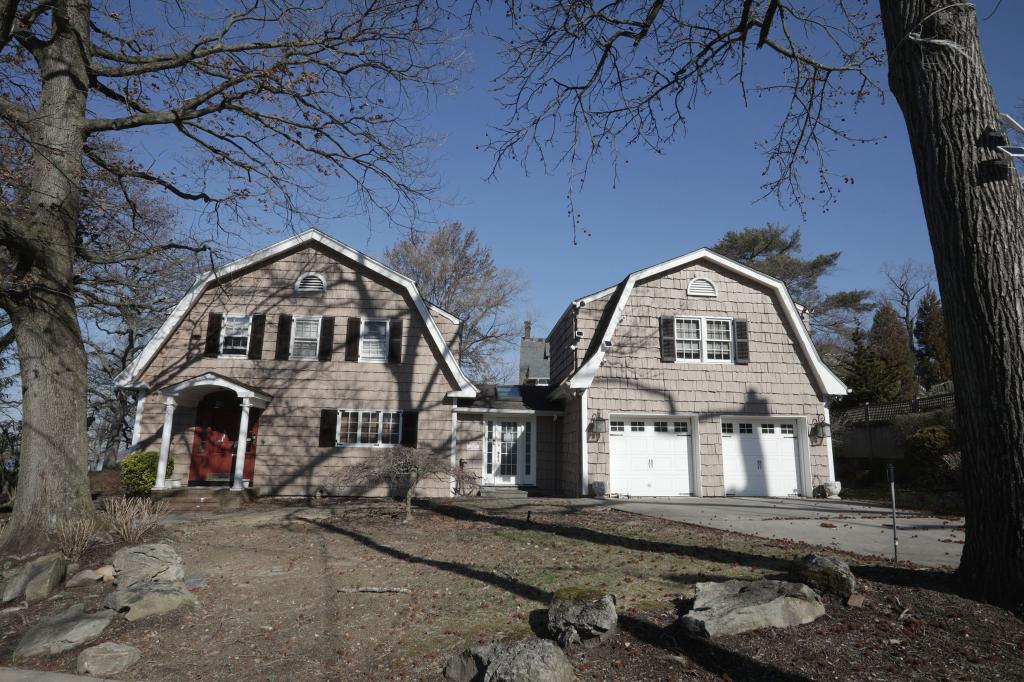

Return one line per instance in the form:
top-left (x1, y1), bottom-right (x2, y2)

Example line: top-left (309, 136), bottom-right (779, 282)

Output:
top-left (880, 1), bottom-right (1024, 606)
top-left (0, 1), bottom-right (95, 555)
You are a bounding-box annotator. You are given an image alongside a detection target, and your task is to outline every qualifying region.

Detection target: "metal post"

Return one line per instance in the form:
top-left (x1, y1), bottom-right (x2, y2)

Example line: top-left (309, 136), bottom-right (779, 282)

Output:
top-left (887, 463), bottom-right (898, 565)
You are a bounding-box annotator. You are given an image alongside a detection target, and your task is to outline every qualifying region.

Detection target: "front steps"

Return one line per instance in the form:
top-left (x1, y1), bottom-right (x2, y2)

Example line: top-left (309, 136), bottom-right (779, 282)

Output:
top-left (479, 486), bottom-right (534, 499)
top-left (151, 486), bottom-right (258, 512)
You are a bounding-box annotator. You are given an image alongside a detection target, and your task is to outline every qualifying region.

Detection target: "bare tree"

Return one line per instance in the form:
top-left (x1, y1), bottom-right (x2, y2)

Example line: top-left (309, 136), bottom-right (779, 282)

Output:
top-left (0, 0), bottom-right (459, 553)
top-left (386, 222), bottom-right (526, 383)
top-left (881, 259), bottom-right (932, 354)
top-left (339, 446), bottom-right (478, 522)
top-left (490, 1), bottom-right (1024, 604)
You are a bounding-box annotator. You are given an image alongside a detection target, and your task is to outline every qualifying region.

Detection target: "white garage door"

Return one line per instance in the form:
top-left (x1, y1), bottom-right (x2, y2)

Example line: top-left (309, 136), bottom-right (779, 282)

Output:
top-left (609, 417), bottom-right (692, 496)
top-left (721, 420), bottom-right (801, 496)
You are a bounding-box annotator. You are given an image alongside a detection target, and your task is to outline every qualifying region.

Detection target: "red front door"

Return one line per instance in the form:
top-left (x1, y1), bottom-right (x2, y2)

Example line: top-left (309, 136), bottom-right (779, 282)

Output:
top-left (190, 391), bottom-right (259, 485)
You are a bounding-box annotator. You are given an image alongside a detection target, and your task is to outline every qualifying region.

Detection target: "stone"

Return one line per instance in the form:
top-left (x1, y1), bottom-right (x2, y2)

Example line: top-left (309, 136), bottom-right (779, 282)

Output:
top-left (13, 604), bottom-right (113, 661)
top-left (184, 573), bottom-right (208, 590)
top-left (66, 569), bottom-right (103, 589)
top-left (2, 553), bottom-right (67, 604)
top-left (105, 581), bottom-right (197, 621)
top-left (77, 642), bottom-right (142, 676)
top-left (679, 579), bottom-right (826, 639)
top-left (847, 594), bottom-right (865, 608)
top-left (112, 544), bottom-right (184, 589)
top-left (547, 589), bottom-right (617, 648)
top-left (791, 553), bottom-right (856, 598)
top-left (444, 638), bottom-right (574, 682)
top-left (95, 565), bottom-right (116, 582)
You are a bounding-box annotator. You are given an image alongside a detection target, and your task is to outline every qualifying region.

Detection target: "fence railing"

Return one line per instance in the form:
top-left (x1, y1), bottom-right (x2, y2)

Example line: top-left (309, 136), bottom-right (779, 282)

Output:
top-left (835, 392), bottom-right (955, 424)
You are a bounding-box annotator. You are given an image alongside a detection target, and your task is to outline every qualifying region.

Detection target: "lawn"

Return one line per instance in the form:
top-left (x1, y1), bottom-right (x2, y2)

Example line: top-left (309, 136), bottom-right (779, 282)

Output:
top-left (1, 498), bottom-right (1020, 681)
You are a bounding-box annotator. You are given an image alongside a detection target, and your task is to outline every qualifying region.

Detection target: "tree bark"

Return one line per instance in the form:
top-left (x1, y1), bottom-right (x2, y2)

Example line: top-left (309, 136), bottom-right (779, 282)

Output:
top-left (880, 1), bottom-right (1024, 606)
top-left (0, 0), bottom-right (96, 554)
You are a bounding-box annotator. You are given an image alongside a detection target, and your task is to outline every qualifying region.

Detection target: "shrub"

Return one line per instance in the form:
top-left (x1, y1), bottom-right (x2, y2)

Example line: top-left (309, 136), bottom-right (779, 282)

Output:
top-left (54, 517), bottom-right (98, 561)
top-left (904, 424), bottom-right (960, 489)
top-left (101, 496), bottom-right (168, 544)
top-left (121, 451), bottom-right (173, 495)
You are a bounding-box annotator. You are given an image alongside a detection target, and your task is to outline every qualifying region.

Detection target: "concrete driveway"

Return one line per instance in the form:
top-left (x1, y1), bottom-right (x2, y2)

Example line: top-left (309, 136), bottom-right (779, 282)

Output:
top-left (597, 496), bottom-right (964, 568)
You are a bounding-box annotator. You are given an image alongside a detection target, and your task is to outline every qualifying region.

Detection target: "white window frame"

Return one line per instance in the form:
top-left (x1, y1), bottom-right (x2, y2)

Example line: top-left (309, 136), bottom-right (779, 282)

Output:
top-left (610, 420), bottom-right (625, 435)
top-left (289, 315), bottom-right (322, 361)
top-left (335, 408), bottom-right (403, 447)
top-left (673, 316), bottom-right (734, 364)
top-left (219, 314), bottom-right (252, 358)
top-left (359, 317), bottom-right (390, 363)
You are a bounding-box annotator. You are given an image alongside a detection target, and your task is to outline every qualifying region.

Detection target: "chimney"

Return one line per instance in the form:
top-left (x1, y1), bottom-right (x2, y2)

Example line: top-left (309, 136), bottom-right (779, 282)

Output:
top-left (523, 320), bottom-right (532, 338)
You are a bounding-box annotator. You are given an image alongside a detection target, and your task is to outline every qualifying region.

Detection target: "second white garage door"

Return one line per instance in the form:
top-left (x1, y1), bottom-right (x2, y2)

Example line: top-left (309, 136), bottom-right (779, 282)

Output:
top-left (609, 417), bottom-right (693, 496)
top-left (721, 419), bottom-right (801, 496)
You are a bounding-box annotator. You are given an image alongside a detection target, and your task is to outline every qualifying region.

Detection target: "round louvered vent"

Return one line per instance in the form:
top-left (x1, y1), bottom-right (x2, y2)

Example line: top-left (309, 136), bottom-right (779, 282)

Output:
top-left (687, 277), bottom-right (717, 297)
top-left (295, 272), bottom-right (326, 293)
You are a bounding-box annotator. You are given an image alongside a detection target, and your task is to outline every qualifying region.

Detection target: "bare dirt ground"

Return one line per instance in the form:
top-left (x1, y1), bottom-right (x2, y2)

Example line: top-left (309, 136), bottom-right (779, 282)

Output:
top-left (1, 498), bottom-right (1021, 681)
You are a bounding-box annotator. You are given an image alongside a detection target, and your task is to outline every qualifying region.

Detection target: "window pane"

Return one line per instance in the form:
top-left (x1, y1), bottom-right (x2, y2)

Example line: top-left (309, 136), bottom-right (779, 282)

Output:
top-left (674, 422), bottom-right (688, 434)
top-left (739, 423), bottom-right (752, 434)
top-left (221, 315), bottom-right (250, 355)
top-left (630, 421), bottom-right (645, 432)
top-left (381, 412), bottom-right (401, 444)
top-left (722, 422), bottom-right (734, 434)
top-left (361, 320), bottom-right (388, 360)
top-left (610, 420), bottom-right (624, 434)
top-left (761, 423), bottom-right (775, 434)
top-left (339, 411), bottom-right (357, 444)
top-left (486, 422), bottom-right (493, 474)
top-left (653, 421), bottom-right (668, 432)
top-left (525, 422), bottom-right (532, 475)
top-left (360, 411), bottom-right (380, 443)
top-left (706, 320), bottom-right (732, 361)
top-left (675, 318), bottom-right (701, 360)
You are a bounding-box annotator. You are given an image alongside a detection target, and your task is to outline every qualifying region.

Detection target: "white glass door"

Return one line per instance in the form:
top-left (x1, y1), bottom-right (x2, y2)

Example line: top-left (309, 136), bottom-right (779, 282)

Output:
top-left (484, 420), bottom-right (535, 486)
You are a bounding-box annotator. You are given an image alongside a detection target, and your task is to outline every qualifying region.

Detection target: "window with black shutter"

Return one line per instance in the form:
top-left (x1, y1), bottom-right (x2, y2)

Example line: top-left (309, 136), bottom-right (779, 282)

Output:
top-left (319, 409), bottom-right (338, 447)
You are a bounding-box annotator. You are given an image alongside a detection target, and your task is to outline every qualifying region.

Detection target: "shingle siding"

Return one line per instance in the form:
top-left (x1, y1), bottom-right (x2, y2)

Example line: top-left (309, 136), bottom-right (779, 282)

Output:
top-left (134, 242), bottom-right (460, 497)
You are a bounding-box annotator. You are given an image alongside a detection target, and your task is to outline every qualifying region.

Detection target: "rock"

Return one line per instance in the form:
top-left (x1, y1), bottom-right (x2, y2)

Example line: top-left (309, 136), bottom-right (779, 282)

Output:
top-left (13, 604), bottom-right (113, 660)
top-left (112, 544), bottom-right (184, 588)
top-left (791, 553), bottom-right (856, 598)
top-left (679, 579), bottom-right (825, 639)
top-left (444, 639), bottom-right (574, 682)
top-left (106, 581), bottom-right (197, 621)
top-left (847, 594), bottom-right (865, 608)
top-left (2, 553), bottom-right (67, 604)
top-left (547, 589), bottom-right (617, 648)
top-left (95, 565), bottom-right (116, 582)
top-left (66, 569), bottom-right (103, 589)
top-left (77, 642), bottom-right (142, 676)
top-left (184, 573), bottom-right (208, 590)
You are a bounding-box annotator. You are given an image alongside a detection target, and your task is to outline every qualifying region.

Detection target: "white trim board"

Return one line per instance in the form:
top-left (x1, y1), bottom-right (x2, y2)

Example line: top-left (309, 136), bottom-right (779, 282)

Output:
top-left (115, 229), bottom-right (477, 398)
top-left (565, 249), bottom-right (848, 396)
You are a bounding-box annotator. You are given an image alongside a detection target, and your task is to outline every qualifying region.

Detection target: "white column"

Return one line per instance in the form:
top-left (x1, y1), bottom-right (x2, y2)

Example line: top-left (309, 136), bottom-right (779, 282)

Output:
top-left (580, 389), bottom-right (589, 496)
top-left (232, 398), bottom-right (252, 491)
top-left (130, 394), bottom-right (147, 448)
top-left (154, 396), bottom-right (176, 490)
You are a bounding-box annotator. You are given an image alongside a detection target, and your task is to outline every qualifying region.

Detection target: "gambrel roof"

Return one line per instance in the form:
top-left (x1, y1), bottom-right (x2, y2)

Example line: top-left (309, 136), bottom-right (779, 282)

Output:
top-left (563, 248), bottom-right (849, 396)
top-left (115, 229), bottom-right (478, 398)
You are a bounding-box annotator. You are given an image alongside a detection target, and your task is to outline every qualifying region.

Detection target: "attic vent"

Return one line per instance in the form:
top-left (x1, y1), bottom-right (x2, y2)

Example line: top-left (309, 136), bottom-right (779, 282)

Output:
top-left (687, 277), bottom-right (718, 297)
top-left (295, 272), bottom-right (326, 293)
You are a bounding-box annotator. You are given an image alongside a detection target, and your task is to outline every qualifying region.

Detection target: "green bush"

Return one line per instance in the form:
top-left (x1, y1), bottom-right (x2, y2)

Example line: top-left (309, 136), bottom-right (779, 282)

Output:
top-left (904, 425), bottom-right (959, 489)
top-left (121, 451), bottom-right (174, 495)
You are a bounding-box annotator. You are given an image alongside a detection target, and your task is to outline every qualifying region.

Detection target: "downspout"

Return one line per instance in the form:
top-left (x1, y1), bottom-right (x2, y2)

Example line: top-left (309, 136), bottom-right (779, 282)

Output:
top-left (450, 405), bottom-right (458, 497)
top-left (580, 389), bottom-right (589, 496)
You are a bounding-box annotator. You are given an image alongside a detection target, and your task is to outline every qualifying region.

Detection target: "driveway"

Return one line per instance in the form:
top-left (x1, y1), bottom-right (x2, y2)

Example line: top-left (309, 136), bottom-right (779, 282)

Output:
top-left (596, 496), bottom-right (964, 568)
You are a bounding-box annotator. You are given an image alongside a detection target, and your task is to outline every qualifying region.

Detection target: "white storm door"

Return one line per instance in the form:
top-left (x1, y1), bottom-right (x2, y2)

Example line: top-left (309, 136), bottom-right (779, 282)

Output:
top-left (484, 420), bottom-right (533, 486)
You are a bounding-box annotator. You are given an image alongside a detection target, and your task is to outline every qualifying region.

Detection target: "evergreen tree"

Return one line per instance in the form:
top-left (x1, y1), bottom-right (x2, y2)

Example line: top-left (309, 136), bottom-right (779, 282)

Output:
top-left (914, 289), bottom-right (952, 390)
top-left (867, 303), bottom-right (919, 400)
top-left (837, 328), bottom-right (900, 408)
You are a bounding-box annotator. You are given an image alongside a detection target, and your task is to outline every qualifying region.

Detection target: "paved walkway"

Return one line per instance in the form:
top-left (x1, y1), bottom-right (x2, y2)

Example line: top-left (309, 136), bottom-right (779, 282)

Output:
top-left (596, 496), bottom-right (964, 568)
top-left (0, 670), bottom-right (122, 682)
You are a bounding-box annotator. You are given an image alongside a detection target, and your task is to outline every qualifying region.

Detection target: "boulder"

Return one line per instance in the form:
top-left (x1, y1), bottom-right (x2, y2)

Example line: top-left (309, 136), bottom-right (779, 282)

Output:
top-left (2, 553), bottom-right (67, 604)
top-left (77, 642), bottom-right (142, 676)
top-left (791, 553), bottom-right (856, 598)
top-left (66, 569), bottom-right (104, 589)
top-left (547, 589), bottom-right (617, 648)
top-left (13, 604), bottom-right (113, 661)
top-left (679, 579), bottom-right (825, 639)
top-left (444, 638), bottom-right (575, 682)
top-left (106, 581), bottom-right (196, 621)
top-left (112, 544), bottom-right (184, 588)
top-left (95, 565), bottom-right (116, 582)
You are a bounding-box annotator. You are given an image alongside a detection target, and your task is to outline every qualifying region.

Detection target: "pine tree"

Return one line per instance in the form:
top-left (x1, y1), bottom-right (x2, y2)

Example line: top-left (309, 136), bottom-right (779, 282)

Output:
top-left (914, 289), bottom-right (952, 390)
top-left (867, 304), bottom-right (919, 401)
top-left (837, 328), bottom-right (900, 408)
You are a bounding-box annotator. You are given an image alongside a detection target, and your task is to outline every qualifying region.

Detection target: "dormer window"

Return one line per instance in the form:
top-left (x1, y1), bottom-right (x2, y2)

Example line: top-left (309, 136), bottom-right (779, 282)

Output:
top-left (687, 277), bottom-right (718, 297)
top-left (295, 272), bottom-right (326, 294)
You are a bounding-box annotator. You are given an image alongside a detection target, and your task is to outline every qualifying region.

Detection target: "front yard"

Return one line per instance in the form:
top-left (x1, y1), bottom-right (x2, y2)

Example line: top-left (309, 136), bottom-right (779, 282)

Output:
top-left (1, 499), bottom-right (1021, 680)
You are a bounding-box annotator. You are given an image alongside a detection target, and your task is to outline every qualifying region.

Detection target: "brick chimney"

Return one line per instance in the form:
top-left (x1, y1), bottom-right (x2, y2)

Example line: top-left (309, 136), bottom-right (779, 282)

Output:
top-left (523, 320), bottom-right (532, 338)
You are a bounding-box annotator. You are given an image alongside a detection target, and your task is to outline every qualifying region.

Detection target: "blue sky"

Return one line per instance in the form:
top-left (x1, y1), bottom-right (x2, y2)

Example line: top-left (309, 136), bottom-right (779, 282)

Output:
top-left (157, 3), bottom-right (1024, 337)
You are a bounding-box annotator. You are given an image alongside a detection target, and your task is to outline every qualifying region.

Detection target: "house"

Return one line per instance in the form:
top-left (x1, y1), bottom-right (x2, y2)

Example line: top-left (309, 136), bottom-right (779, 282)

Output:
top-left (118, 229), bottom-right (846, 499)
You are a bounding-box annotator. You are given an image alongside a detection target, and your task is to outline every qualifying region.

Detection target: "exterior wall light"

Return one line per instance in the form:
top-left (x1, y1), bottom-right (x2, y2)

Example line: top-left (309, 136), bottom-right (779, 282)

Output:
top-left (590, 413), bottom-right (608, 434)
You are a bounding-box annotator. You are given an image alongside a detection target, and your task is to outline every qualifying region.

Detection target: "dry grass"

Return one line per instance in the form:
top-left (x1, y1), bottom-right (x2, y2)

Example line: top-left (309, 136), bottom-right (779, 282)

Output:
top-left (101, 496), bottom-right (168, 544)
top-left (53, 516), bottom-right (98, 562)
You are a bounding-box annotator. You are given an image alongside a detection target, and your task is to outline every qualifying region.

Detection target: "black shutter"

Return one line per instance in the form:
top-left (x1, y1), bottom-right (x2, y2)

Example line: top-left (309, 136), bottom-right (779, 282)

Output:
top-left (248, 314), bottom-right (266, 360)
top-left (275, 314), bottom-right (292, 360)
top-left (319, 409), bottom-right (338, 447)
top-left (734, 320), bottom-right (750, 365)
top-left (400, 411), bottom-right (418, 447)
top-left (659, 317), bottom-right (676, 362)
top-left (388, 320), bottom-right (403, 363)
top-left (204, 313), bottom-right (223, 357)
top-left (344, 317), bottom-right (360, 361)
top-left (318, 317), bottom-right (335, 361)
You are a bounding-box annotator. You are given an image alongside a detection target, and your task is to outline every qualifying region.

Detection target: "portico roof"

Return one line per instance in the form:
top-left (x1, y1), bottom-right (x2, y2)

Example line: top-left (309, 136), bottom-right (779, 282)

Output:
top-left (160, 372), bottom-right (272, 408)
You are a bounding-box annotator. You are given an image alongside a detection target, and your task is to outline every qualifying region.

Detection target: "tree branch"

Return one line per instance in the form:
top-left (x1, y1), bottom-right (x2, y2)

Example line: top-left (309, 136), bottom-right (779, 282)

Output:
top-left (77, 241), bottom-right (209, 266)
